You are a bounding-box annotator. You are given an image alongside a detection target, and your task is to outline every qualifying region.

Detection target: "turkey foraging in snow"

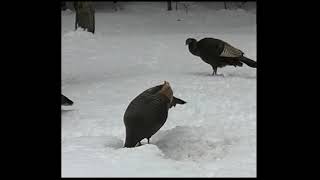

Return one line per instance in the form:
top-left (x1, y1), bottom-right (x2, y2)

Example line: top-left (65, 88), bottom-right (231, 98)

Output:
top-left (186, 37), bottom-right (257, 76)
top-left (61, 94), bottom-right (73, 106)
top-left (123, 81), bottom-right (186, 148)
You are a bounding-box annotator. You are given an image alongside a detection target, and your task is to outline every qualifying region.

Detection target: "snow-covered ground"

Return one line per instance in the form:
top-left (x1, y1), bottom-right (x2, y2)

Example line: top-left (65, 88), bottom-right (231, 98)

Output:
top-left (62, 2), bottom-right (256, 177)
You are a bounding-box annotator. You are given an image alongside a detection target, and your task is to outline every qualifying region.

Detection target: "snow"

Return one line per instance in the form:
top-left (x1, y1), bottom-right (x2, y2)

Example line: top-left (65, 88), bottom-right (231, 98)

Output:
top-left (62, 2), bottom-right (256, 177)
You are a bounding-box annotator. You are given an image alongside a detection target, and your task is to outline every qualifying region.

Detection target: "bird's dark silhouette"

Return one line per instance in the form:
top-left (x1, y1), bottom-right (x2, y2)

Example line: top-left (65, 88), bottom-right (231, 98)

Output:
top-left (123, 81), bottom-right (186, 148)
top-left (186, 37), bottom-right (257, 76)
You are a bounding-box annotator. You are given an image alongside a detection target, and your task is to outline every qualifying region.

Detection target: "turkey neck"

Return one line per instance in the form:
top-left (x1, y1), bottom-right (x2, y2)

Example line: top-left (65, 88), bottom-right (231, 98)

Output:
top-left (159, 82), bottom-right (173, 103)
top-left (188, 41), bottom-right (200, 57)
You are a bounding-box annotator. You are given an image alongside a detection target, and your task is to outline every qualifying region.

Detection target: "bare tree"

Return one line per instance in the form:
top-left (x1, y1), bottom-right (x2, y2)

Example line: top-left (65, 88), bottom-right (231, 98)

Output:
top-left (113, 1), bottom-right (119, 11)
top-left (74, 2), bottom-right (95, 34)
top-left (61, 1), bottom-right (67, 10)
top-left (224, 2), bottom-right (247, 10)
top-left (238, 2), bottom-right (247, 8)
top-left (183, 3), bottom-right (190, 15)
top-left (167, 1), bottom-right (172, 11)
top-left (224, 2), bottom-right (227, 9)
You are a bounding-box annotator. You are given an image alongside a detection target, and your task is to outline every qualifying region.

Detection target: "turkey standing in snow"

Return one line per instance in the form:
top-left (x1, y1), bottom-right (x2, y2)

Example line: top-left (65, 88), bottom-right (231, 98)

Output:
top-left (186, 37), bottom-right (257, 76)
top-left (123, 81), bottom-right (186, 148)
top-left (61, 94), bottom-right (73, 106)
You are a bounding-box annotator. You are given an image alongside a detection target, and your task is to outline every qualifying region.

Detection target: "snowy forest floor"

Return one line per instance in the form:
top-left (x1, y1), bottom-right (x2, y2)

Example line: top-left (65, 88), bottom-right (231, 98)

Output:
top-left (62, 2), bottom-right (256, 177)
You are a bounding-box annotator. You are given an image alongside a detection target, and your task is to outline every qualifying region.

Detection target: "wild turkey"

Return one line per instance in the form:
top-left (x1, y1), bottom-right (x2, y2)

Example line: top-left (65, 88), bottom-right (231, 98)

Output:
top-left (186, 37), bottom-right (257, 76)
top-left (123, 81), bottom-right (186, 148)
top-left (61, 94), bottom-right (73, 106)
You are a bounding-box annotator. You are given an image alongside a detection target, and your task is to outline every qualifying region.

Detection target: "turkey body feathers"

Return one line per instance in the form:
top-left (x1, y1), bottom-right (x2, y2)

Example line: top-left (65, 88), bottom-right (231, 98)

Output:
top-left (186, 37), bottom-right (257, 75)
top-left (123, 82), bottom-right (186, 148)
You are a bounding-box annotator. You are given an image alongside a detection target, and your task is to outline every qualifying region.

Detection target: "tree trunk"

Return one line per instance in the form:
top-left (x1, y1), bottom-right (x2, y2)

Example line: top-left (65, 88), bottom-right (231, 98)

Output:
top-left (167, 1), bottom-right (172, 11)
top-left (224, 2), bottom-right (227, 9)
top-left (175, 1), bottom-right (178, 10)
top-left (239, 2), bottom-right (247, 8)
top-left (61, 1), bottom-right (67, 10)
top-left (183, 4), bottom-right (189, 15)
top-left (113, 1), bottom-right (118, 11)
top-left (74, 2), bottom-right (95, 34)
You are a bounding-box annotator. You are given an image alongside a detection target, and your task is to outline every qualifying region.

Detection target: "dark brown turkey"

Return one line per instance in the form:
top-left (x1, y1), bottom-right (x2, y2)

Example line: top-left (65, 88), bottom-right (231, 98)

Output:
top-left (123, 81), bottom-right (186, 148)
top-left (186, 37), bottom-right (257, 76)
